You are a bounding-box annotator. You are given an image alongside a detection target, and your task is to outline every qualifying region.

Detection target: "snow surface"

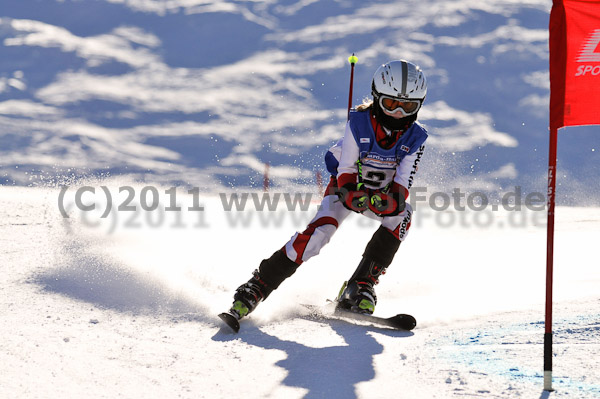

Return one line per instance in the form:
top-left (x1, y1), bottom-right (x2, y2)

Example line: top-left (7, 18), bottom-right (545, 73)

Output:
top-left (1, 185), bottom-right (599, 398)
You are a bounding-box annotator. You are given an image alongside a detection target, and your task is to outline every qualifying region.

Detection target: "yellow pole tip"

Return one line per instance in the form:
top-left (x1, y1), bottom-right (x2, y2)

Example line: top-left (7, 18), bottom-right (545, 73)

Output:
top-left (348, 55), bottom-right (358, 64)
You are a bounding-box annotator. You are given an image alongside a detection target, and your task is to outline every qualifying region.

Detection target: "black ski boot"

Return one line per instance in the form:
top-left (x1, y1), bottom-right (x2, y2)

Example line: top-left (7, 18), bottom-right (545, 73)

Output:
top-left (337, 226), bottom-right (401, 314)
top-left (336, 258), bottom-right (384, 314)
top-left (226, 249), bottom-right (299, 320)
top-left (230, 269), bottom-right (272, 319)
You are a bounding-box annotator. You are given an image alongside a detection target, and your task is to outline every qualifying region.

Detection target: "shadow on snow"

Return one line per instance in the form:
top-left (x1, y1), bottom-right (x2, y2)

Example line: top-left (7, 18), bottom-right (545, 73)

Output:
top-left (212, 319), bottom-right (413, 399)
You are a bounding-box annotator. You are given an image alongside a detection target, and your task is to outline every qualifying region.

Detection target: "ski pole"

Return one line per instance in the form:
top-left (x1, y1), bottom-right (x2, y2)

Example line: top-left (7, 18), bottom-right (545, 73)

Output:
top-left (347, 53), bottom-right (358, 120)
top-left (347, 54), bottom-right (365, 190)
top-left (334, 53), bottom-right (363, 207)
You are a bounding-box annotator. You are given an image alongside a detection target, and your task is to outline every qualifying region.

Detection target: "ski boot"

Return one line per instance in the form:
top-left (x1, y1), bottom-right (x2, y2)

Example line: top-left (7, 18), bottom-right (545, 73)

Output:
top-left (336, 226), bottom-right (401, 314)
top-left (219, 269), bottom-right (272, 332)
top-left (230, 269), bottom-right (272, 319)
top-left (219, 250), bottom-right (299, 332)
top-left (336, 258), bottom-right (384, 314)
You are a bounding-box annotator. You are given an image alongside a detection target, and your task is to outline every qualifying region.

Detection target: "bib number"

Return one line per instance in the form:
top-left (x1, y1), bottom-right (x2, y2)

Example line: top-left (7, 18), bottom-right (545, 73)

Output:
top-left (360, 166), bottom-right (395, 190)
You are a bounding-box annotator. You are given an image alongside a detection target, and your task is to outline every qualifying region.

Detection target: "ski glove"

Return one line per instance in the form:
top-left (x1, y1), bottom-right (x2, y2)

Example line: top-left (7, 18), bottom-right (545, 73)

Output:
top-left (368, 189), bottom-right (406, 217)
top-left (337, 182), bottom-right (370, 213)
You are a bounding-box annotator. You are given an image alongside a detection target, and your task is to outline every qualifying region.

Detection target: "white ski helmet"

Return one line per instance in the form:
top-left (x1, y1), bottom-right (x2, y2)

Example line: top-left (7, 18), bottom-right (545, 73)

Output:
top-left (371, 60), bottom-right (427, 117)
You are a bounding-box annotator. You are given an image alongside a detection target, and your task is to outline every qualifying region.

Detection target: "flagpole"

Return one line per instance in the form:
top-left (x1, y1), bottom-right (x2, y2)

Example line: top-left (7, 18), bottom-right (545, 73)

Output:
top-left (544, 126), bottom-right (558, 392)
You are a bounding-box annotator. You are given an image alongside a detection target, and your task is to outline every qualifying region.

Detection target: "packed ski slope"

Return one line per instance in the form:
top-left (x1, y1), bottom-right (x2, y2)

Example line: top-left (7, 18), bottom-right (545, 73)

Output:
top-left (1, 185), bottom-right (599, 398)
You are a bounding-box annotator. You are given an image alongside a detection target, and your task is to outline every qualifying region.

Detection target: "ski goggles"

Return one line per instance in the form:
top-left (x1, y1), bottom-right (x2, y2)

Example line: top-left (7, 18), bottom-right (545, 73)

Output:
top-left (378, 95), bottom-right (421, 116)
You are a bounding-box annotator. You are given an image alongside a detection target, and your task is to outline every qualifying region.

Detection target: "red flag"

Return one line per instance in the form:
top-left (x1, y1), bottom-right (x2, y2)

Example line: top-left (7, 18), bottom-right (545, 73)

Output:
top-left (550, 0), bottom-right (600, 130)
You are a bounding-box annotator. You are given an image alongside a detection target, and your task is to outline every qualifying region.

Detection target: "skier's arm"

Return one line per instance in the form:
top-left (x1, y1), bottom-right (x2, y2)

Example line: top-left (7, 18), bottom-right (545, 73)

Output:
top-left (336, 122), bottom-right (360, 188)
top-left (393, 144), bottom-right (426, 196)
top-left (335, 122), bottom-right (368, 212)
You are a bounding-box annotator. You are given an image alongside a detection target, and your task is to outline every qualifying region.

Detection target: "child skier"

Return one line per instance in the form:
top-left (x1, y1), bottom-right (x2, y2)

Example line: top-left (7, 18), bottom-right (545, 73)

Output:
top-left (224, 60), bottom-right (428, 323)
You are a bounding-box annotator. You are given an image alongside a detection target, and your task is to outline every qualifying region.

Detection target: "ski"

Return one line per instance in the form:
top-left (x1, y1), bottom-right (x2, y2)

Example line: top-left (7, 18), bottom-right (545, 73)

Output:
top-left (219, 298), bottom-right (416, 333)
top-left (301, 302), bottom-right (416, 331)
top-left (219, 300), bottom-right (250, 333)
top-left (218, 312), bottom-right (241, 333)
top-left (332, 307), bottom-right (416, 331)
top-left (219, 305), bottom-right (415, 333)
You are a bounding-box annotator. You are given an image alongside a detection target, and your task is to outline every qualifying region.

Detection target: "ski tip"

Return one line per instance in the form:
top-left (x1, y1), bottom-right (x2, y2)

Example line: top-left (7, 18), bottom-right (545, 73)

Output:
top-left (218, 312), bottom-right (240, 333)
top-left (391, 314), bottom-right (417, 331)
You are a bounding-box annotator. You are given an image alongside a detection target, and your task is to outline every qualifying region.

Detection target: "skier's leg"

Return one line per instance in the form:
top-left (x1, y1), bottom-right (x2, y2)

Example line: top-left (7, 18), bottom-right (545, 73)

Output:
top-left (381, 201), bottom-right (413, 242)
top-left (338, 203), bottom-right (413, 313)
top-left (284, 192), bottom-right (351, 264)
top-left (231, 178), bottom-right (351, 318)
